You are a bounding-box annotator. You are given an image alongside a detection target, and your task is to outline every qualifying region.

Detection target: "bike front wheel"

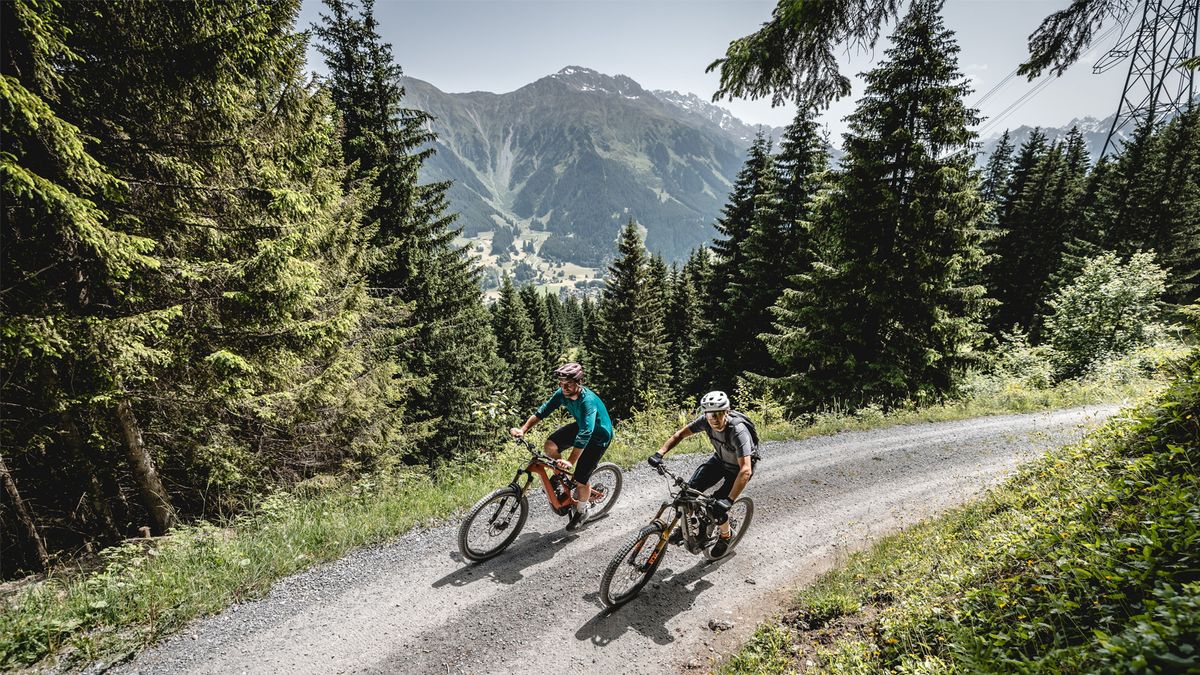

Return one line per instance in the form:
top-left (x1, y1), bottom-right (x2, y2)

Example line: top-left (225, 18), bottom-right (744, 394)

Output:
top-left (599, 523), bottom-right (667, 608)
top-left (704, 496), bottom-right (754, 560)
top-left (458, 486), bottom-right (529, 562)
top-left (584, 462), bottom-right (623, 519)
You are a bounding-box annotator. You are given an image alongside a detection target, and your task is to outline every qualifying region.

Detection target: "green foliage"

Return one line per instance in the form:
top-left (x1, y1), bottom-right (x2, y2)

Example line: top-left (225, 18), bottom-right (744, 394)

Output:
top-left (763, 0), bottom-right (990, 412)
top-left (722, 343), bottom-right (1199, 673)
top-left (592, 218), bottom-right (671, 417)
top-left (315, 0), bottom-right (499, 461)
top-left (492, 275), bottom-right (544, 412)
top-left (1088, 110), bottom-right (1200, 306)
top-left (1044, 251), bottom-right (1168, 379)
top-left (706, 134), bottom-right (775, 391)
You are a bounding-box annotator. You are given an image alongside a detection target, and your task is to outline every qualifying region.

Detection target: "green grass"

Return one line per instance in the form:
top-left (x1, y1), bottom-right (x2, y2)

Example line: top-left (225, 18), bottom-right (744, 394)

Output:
top-left (0, 368), bottom-right (1168, 671)
top-left (721, 350), bottom-right (1199, 674)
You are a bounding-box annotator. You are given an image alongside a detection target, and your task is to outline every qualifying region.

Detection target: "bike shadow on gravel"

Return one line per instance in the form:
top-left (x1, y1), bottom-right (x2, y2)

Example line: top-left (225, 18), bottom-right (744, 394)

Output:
top-left (573, 554), bottom-right (736, 647)
top-left (433, 528), bottom-right (578, 588)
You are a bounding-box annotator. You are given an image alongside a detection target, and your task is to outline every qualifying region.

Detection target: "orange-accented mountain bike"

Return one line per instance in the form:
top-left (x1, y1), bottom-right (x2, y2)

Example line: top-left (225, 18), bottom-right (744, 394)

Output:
top-left (598, 461), bottom-right (753, 607)
top-left (457, 437), bottom-right (623, 561)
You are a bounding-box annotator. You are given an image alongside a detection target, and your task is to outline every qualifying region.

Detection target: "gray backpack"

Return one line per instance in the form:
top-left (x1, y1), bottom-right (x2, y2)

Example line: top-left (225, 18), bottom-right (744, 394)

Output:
top-left (727, 410), bottom-right (761, 455)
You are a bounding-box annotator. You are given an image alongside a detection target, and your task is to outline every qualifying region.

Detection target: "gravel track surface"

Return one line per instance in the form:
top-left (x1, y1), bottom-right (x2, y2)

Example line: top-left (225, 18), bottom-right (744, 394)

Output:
top-left (118, 406), bottom-right (1115, 674)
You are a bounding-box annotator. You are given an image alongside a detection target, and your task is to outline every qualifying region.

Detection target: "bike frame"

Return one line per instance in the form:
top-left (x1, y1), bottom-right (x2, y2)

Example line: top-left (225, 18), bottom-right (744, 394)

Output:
top-left (633, 469), bottom-right (721, 566)
top-left (507, 438), bottom-right (609, 516)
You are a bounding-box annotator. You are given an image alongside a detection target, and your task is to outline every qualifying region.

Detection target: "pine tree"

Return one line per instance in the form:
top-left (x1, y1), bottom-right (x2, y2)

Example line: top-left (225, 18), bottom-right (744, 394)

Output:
top-left (1149, 108), bottom-right (1200, 304)
top-left (764, 0), bottom-right (989, 411)
top-left (542, 291), bottom-right (571, 361)
top-left (0, 0), bottom-right (403, 569)
top-left (706, 134), bottom-right (774, 389)
top-left (1091, 111), bottom-right (1200, 305)
top-left (519, 284), bottom-right (555, 381)
top-left (316, 0), bottom-right (498, 460)
top-left (987, 130), bottom-right (1061, 333)
top-left (664, 265), bottom-right (703, 402)
top-left (980, 131), bottom-right (1015, 206)
top-left (0, 0), bottom-right (149, 566)
top-left (592, 218), bottom-right (670, 417)
top-left (492, 276), bottom-right (543, 413)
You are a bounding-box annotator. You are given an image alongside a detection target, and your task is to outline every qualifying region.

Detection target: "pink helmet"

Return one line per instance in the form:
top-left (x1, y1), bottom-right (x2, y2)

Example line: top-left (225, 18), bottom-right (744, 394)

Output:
top-left (552, 362), bottom-right (584, 382)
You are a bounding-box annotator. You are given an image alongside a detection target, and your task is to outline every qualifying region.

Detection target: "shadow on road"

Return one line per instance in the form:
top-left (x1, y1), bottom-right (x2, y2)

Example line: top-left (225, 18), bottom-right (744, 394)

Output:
top-left (432, 528), bottom-right (578, 588)
top-left (574, 554), bottom-right (735, 647)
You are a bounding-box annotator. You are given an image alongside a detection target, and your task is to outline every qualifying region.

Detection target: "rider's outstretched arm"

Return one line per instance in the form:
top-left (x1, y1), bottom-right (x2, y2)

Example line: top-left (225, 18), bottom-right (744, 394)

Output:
top-left (656, 425), bottom-right (695, 458)
top-left (511, 414), bottom-right (541, 437)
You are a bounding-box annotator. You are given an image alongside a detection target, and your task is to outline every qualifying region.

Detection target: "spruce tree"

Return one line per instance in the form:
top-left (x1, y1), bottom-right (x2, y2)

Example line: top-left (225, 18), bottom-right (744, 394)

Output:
top-left (519, 284), bottom-right (556, 379)
top-left (0, 0), bottom-right (401, 566)
top-left (592, 219), bottom-right (670, 417)
top-left (1091, 111), bottom-right (1200, 305)
top-left (706, 134), bottom-right (774, 389)
top-left (979, 131), bottom-right (1015, 206)
top-left (764, 0), bottom-right (989, 411)
top-left (492, 276), bottom-right (543, 413)
top-left (1149, 108), bottom-right (1200, 304)
top-left (986, 130), bottom-right (1059, 333)
top-left (316, 0), bottom-right (498, 459)
top-left (664, 265), bottom-right (703, 403)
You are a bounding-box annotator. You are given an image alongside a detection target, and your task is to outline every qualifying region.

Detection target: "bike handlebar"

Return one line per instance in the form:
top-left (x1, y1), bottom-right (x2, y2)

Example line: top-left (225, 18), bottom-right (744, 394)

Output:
top-left (511, 436), bottom-right (573, 475)
top-left (654, 462), bottom-right (707, 500)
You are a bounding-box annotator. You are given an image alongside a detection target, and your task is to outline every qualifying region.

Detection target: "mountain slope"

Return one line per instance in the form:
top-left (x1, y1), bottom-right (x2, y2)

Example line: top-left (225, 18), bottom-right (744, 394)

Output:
top-left (402, 67), bottom-right (757, 276)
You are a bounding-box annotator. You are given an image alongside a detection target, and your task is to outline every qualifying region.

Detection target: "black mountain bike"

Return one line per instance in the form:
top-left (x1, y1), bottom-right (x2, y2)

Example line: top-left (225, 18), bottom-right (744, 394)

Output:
top-left (457, 437), bottom-right (623, 562)
top-left (598, 461), bottom-right (753, 607)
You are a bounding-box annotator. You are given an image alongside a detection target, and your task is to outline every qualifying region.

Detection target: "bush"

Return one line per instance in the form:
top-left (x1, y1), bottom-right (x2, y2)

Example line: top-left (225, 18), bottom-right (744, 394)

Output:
top-left (1044, 251), bottom-right (1167, 379)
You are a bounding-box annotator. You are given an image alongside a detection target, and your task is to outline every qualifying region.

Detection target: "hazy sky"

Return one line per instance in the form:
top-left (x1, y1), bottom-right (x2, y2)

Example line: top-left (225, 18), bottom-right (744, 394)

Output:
top-left (296, 0), bottom-right (1135, 142)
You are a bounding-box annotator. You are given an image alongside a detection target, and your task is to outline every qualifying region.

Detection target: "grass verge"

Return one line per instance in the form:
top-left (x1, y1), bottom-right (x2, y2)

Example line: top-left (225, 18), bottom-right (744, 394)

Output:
top-left (721, 349), bottom-right (1198, 673)
top-left (0, 370), bottom-right (1168, 671)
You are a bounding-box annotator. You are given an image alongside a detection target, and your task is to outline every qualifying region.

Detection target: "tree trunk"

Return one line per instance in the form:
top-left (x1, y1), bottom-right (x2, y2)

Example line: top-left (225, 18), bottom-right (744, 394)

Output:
top-left (0, 454), bottom-right (50, 571)
top-left (60, 410), bottom-right (123, 541)
top-left (114, 397), bottom-right (176, 533)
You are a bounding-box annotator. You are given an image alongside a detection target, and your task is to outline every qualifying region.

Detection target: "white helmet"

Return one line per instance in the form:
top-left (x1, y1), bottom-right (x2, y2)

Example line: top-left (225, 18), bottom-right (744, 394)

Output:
top-left (699, 390), bottom-right (730, 412)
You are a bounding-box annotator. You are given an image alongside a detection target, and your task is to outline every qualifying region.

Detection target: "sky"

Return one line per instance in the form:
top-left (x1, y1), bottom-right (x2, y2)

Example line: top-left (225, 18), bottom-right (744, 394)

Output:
top-left (296, 0), bottom-right (1136, 143)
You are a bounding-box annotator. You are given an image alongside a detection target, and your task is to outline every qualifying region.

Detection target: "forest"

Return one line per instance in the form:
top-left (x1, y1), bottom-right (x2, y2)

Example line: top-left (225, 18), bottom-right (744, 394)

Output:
top-left (3, 0), bottom-right (1197, 595)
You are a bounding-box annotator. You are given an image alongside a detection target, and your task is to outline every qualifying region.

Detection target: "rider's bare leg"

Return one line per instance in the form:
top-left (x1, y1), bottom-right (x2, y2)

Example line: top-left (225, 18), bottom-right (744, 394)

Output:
top-left (566, 447), bottom-right (591, 506)
top-left (543, 439), bottom-right (561, 460)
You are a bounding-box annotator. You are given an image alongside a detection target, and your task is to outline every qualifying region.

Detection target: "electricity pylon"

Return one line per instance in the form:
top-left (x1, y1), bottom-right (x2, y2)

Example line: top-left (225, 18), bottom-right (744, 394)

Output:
top-left (1094, 0), bottom-right (1199, 156)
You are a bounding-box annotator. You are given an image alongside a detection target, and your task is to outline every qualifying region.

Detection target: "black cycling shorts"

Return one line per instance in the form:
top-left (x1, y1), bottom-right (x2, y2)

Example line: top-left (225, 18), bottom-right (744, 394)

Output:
top-left (546, 423), bottom-right (609, 484)
top-left (688, 454), bottom-right (757, 501)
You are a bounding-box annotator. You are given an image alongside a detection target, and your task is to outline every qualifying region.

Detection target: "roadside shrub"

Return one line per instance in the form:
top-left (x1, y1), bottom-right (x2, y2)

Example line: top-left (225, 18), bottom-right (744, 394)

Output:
top-left (1044, 251), bottom-right (1167, 379)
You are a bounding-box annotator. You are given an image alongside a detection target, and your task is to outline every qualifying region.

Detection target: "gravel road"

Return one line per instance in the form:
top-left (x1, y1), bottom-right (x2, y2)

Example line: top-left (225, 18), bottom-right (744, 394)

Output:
top-left (117, 406), bottom-right (1115, 675)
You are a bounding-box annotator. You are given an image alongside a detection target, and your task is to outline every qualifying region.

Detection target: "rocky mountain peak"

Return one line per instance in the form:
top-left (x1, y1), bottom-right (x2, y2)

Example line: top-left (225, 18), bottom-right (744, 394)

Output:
top-left (548, 66), bottom-right (648, 99)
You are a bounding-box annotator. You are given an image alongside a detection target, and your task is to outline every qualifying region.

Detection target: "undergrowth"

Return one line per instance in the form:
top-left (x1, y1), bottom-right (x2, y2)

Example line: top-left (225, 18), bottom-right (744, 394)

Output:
top-left (722, 345), bottom-right (1198, 674)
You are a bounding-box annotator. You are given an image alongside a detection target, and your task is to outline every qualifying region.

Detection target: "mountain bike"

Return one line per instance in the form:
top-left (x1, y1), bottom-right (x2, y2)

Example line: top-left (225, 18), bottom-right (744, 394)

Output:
top-left (598, 461), bottom-right (753, 607)
top-left (457, 437), bottom-right (623, 562)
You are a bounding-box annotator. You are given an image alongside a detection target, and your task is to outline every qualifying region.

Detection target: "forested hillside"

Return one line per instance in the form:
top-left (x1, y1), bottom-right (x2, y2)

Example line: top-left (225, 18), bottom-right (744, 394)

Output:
top-left (2, 0), bottom-right (1196, 610)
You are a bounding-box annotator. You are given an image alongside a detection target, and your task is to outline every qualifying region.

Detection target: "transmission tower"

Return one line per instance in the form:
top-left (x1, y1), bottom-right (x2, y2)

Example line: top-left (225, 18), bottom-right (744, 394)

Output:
top-left (1094, 0), bottom-right (1199, 156)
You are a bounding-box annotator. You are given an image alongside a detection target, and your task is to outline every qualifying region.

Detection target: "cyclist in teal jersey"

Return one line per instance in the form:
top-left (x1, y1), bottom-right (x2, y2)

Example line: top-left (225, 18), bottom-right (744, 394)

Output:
top-left (510, 362), bottom-right (614, 530)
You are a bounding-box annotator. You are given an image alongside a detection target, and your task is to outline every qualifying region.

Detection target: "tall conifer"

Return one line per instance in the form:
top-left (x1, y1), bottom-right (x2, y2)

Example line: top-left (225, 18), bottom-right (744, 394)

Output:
top-left (706, 134), bottom-right (774, 389)
top-left (316, 0), bottom-right (497, 459)
top-left (764, 0), bottom-right (989, 410)
top-left (492, 276), bottom-right (543, 413)
top-left (592, 219), bottom-right (670, 417)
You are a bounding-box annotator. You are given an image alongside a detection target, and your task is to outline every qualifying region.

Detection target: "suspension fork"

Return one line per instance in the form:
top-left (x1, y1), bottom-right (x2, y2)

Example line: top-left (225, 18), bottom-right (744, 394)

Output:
top-left (629, 504), bottom-right (678, 566)
top-left (490, 470), bottom-right (532, 525)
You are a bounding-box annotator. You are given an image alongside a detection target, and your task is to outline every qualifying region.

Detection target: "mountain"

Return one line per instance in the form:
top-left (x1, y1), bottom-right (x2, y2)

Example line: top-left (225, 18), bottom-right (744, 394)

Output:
top-left (651, 89), bottom-right (786, 145)
top-left (978, 113), bottom-right (1123, 163)
top-left (400, 67), bottom-right (778, 289)
top-left (977, 101), bottom-right (1197, 163)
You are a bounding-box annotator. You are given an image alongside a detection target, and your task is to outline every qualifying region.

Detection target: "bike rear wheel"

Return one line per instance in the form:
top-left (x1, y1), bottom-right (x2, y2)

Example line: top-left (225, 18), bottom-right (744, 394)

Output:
top-left (584, 462), bottom-right (623, 519)
top-left (704, 496), bottom-right (754, 560)
top-left (458, 486), bottom-right (529, 562)
top-left (599, 523), bottom-right (667, 608)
